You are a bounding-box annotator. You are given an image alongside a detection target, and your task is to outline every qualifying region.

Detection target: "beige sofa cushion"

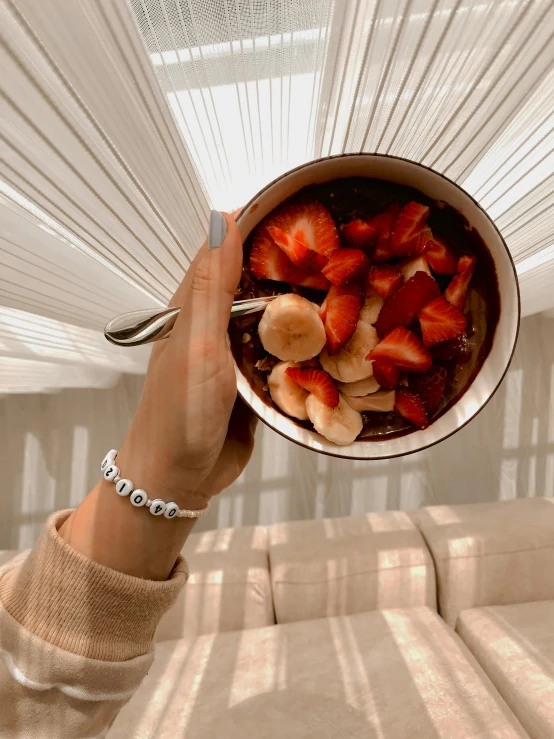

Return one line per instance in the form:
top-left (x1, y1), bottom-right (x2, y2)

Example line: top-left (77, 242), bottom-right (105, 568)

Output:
top-left (107, 606), bottom-right (527, 738)
top-left (411, 497), bottom-right (554, 628)
top-left (156, 525), bottom-right (274, 640)
top-left (457, 601), bottom-right (554, 739)
top-left (267, 512), bottom-right (436, 624)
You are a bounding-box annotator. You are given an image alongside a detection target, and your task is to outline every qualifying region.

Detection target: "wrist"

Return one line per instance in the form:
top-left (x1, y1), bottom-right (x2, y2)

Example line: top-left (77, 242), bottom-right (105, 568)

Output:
top-left (60, 480), bottom-right (195, 580)
top-left (116, 437), bottom-right (211, 509)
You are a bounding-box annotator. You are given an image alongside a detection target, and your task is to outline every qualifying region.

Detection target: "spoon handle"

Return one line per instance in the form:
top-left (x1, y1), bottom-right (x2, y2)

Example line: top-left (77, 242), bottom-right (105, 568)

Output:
top-left (104, 295), bottom-right (279, 347)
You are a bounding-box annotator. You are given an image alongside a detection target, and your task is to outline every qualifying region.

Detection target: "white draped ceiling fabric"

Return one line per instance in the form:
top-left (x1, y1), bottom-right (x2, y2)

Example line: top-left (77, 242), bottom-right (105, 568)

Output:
top-left (1, 0), bottom-right (554, 398)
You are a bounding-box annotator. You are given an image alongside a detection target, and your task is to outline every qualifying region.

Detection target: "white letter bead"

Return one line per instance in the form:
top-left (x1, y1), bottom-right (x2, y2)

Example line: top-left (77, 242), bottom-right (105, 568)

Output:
top-left (115, 478), bottom-right (133, 496)
top-left (130, 489), bottom-right (147, 507)
top-left (149, 499), bottom-right (166, 516)
top-left (100, 450), bottom-right (117, 472)
top-left (103, 465), bottom-right (120, 481)
top-left (164, 502), bottom-right (179, 519)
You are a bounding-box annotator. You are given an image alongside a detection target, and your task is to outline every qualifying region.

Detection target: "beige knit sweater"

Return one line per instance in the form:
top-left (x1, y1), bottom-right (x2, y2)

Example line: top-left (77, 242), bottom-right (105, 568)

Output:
top-left (0, 510), bottom-right (188, 738)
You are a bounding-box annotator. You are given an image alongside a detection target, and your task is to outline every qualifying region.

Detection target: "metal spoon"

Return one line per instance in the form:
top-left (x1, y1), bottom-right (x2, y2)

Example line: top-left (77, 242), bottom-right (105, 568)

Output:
top-left (104, 295), bottom-right (280, 347)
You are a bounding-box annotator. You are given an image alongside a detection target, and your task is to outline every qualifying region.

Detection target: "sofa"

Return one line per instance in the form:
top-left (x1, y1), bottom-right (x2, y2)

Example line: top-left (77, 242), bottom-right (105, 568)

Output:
top-left (7, 498), bottom-right (554, 738)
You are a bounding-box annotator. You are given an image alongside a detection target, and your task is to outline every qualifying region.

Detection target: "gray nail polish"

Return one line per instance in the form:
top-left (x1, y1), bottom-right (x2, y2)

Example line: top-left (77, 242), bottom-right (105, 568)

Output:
top-left (208, 210), bottom-right (227, 249)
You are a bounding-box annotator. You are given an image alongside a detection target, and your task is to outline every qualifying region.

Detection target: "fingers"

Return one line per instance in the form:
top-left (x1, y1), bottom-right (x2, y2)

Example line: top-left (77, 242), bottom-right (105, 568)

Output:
top-left (171, 212), bottom-right (243, 346)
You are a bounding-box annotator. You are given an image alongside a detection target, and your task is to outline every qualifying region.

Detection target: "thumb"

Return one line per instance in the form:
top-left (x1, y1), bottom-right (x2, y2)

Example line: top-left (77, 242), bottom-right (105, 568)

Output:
top-left (171, 211), bottom-right (243, 346)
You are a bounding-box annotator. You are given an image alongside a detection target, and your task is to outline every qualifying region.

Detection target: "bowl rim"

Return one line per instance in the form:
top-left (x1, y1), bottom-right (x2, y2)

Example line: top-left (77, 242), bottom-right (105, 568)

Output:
top-left (235, 152), bottom-right (521, 460)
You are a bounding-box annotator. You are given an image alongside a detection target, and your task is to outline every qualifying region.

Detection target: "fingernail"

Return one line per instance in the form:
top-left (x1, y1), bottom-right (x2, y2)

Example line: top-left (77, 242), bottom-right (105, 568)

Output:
top-left (208, 210), bottom-right (227, 249)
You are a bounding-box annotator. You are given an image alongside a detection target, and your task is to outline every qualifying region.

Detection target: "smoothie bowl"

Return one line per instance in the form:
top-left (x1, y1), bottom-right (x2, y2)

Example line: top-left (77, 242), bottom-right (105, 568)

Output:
top-left (231, 154), bottom-right (520, 460)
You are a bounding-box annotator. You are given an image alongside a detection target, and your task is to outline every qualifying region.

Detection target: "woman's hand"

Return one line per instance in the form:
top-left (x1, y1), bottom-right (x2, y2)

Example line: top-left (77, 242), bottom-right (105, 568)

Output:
top-left (117, 211), bottom-right (257, 506)
top-left (60, 212), bottom-right (257, 579)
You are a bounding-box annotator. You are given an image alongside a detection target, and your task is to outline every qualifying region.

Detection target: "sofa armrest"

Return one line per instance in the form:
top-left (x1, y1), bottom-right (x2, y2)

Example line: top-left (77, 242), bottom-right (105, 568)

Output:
top-left (268, 511), bottom-right (437, 624)
top-left (411, 497), bottom-right (554, 628)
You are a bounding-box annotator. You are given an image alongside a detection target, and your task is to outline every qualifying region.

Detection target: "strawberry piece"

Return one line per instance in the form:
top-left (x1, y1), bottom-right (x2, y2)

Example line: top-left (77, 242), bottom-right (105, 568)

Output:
top-left (286, 367), bottom-right (339, 408)
top-left (425, 236), bottom-right (458, 275)
top-left (367, 326), bottom-right (432, 372)
top-left (341, 219), bottom-right (379, 253)
top-left (444, 255), bottom-right (477, 310)
top-left (394, 388), bottom-right (429, 429)
top-left (419, 296), bottom-right (467, 347)
top-left (409, 365), bottom-right (448, 415)
top-left (263, 200), bottom-right (339, 260)
top-left (375, 271), bottom-right (440, 338)
top-left (390, 202), bottom-right (431, 257)
top-left (322, 248), bottom-right (370, 287)
top-left (431, 336), bottom-right (463, 361)
top-left (367, 264), bottom-right (403, 300)
top-left (324, 284), bottom-right (363, 354)
top-left (267, 225), bottom-right (328, 272)
top-left (250, 228), bottom-right (330, 290)
top-left (370, 203), bottom-right (400, 262)
top-left (372, 360), bottom-right (400, 390)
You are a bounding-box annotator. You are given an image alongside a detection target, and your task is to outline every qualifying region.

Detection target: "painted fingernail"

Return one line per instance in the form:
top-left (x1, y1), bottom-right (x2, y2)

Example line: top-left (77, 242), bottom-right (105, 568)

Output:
top-left (208, 210), bottom-right (227, 250)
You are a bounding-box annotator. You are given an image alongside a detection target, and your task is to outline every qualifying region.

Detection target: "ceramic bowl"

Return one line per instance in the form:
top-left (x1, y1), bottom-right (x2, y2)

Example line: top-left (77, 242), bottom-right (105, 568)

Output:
top-left (235, 154), bottom-right (520, 459)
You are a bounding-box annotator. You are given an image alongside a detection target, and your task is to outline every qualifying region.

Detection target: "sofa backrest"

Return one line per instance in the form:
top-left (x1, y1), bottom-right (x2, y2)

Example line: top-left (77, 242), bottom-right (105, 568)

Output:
top-left (411, 497), bottom-right (554, 628)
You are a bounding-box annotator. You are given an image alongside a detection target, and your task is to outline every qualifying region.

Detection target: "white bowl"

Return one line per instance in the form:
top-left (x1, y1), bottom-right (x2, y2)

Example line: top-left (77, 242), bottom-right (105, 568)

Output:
top-left (235, 154), bottom-right (520, 459)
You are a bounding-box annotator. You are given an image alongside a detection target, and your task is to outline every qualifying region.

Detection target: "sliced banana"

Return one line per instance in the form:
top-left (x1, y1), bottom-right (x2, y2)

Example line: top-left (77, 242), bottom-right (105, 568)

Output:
top-left (337, 375), bottom-right (380, 397)
top-left (400, 256), bottom-right (431, 282)
top-left (258, 293), bottom-right (326, 361)
top-left (306, 393), bottom-right (363, 446)
top-left (359, 290), bottom-right (384, 325)
top-left (320, 321), bottom-right (379, 383)
top-left (268, 361), bottom-right (310, 420)
top-left (344, 390), bottom-right (396, 412)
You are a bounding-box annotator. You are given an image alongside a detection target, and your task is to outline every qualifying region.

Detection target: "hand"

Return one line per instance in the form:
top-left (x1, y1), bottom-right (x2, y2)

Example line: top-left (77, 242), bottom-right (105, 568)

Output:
top-left (117, 212), bottom-right (257, 507)
top-left (60, 212), bottom-right (257, 579)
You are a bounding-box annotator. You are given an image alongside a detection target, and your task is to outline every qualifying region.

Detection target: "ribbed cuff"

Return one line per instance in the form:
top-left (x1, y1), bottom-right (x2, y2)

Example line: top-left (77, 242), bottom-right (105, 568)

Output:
top-left (0, 510), bottom-right (188, 662)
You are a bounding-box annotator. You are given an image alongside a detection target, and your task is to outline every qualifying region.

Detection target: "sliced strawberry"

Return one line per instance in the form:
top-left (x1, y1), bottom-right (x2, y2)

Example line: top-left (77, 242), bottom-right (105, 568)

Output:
top-left (371, 203), bottom-right (400, 262)
top-left (367, 327), bottom-right (432, 372)
top-left (262, 201), bottom-right (339, 262)
top-left (324, 284), bottom-right (363, 354)
top-left (425, 236), bottom-right (458, 275)
top-left (286, 367), bottom-right (339, 408)
top-left (341, 219), bottom-right (379, 253)
top-left (372, 360), bottom-right (400, 390)
top-left (394, 388), bottom-right (429, 429)
top-left (444, 255), bottom-right (477, 311)
top-left (374, 271), bottom-right (440, 338)
top-left (409, 365), bottom-right (448, 415)
top-left (322, 248), bottom-right (370, 287)
top-left (431, 336), bottom-right (463, 361)
top-left (367, 264), bottom-right (403, 300)
top-left (390, 202), bottom-right (431, 257)
top-left (267, 225), bottom-right (327, 272)
top-left (419, 296), bottom-right (467, 347)
top-left (250, 228), bottom-right (330, 290)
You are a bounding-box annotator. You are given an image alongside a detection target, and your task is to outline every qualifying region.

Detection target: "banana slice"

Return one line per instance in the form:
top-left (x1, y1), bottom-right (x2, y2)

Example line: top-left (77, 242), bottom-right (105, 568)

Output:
top-left (337, 375), bottom-right (380, 397)
top-left (320, 321), bottom-right (379, 383)
top-left (258, 293), bottom-right (326, 361)
top-left (268, 361), bottom-right (310, 420)
top-left (359, 290), bottom-right (384, 325)
top-left (344, 390), bottom-right (396, 412)
top-left (400, 256), bottom-right (431, 282)
top-left (306, 393), bottom-right (363, 446)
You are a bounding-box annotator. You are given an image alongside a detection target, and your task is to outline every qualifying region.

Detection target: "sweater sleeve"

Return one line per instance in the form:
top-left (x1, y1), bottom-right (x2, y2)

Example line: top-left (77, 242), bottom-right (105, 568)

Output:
top-left (0, 510), bottom-right (188, 739)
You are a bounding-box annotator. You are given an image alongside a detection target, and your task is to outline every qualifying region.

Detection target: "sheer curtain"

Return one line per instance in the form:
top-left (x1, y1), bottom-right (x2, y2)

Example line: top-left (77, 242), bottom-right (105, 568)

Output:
top-left (1, 0), bottom-right (554, 540)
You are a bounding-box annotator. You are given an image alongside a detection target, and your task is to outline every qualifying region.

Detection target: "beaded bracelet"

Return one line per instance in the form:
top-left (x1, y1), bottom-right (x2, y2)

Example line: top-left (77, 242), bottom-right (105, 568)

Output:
top-left (100, 449), bottom-right (209, 520)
